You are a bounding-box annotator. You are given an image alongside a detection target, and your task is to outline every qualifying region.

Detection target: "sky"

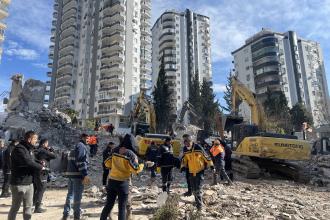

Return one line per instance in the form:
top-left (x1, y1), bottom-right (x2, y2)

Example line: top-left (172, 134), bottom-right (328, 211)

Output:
top-left (1, 0), bottom-right (330, 110)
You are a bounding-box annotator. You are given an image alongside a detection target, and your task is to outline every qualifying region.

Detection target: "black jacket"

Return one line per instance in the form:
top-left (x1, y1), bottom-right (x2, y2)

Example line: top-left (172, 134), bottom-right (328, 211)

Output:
top-left (11, 141), bottom-right (43, 185)
top-left (157, 144), bottom-right (180, 168)
top-left (102, 147), bottom-right (112, 169)
top-left (3, 143), bottom-right (15, 174)
top-left (34, 147), bottom-right (56, 180)
top-left (145, 144), bottom-right (158, 162)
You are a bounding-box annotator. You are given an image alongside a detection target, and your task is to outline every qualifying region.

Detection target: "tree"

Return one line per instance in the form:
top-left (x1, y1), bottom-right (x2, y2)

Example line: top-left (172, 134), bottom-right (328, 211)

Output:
top-left (290, 103), bottom-right (313, 131)
top-left (200, 79), bottom-right (219, 134)
top-left (63, 108), bottom-right (78, 121)
top-left (188, 72), bottom-right (202, 124)
top-left (222, 73), bottom-right (233, 113)
top-left (152, 59), bottom-right (172, 133)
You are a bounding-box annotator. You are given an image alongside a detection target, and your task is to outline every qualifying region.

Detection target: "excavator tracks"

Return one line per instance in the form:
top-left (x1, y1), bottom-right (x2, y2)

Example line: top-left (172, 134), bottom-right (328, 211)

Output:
top-left (232, 156), bottom-right (312, 183)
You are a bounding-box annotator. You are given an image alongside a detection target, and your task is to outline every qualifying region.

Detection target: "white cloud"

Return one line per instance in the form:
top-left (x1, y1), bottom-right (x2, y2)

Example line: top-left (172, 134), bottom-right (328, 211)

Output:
top-left (4, 40), bottom-right (39, 60)
top-left (6, 0), bottom-right (53, 52)
top-left (32, 63), bottom-right (48, 69)
top-left (213, 83), bottom-right (227, 93)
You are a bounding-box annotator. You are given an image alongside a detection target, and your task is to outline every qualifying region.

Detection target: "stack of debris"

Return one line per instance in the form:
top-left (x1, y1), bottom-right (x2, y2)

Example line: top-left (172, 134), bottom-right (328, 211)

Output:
top-left (310, 155), bottom-right (330, 187)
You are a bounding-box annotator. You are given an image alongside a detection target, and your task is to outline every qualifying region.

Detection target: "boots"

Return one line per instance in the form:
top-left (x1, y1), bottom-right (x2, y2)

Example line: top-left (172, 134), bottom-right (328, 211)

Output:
top-left (34, 203), bottom-right (47, 213)
top-left (212, 172), bottom-right (218, 186)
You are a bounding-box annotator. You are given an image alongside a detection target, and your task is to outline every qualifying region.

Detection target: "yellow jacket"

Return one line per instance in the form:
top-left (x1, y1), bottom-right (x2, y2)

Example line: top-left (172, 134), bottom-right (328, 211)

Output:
top-left (104, 147), bottom-right (144, 181)
top-left (181, 143), bottom-right (213, 176)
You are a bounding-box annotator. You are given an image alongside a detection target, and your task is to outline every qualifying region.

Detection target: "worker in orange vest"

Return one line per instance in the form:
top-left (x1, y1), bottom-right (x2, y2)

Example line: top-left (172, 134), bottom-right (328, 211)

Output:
top-left (87, 135), bottom-right (98, 158)
top-left (210, 139), bottom-right (232, 185)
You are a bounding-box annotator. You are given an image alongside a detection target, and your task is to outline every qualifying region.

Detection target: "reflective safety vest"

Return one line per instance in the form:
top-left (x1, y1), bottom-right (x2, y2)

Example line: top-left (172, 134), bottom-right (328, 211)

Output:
top-left (210, 144), bottom-right (224, 157)
top-left (87, 136), bottom-right (97, 145)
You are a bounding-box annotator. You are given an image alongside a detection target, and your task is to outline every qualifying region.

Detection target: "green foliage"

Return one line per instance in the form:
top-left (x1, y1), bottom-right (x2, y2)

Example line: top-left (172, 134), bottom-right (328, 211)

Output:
top-left (152, 59), bottom-right (172, 133)
top-left (290, 103), bottom-right (313, 131)
top-left (152, 194), bottom-right (180, 220)
top-left (263, 90), bottom-right (292, 133)
top-left (189, 72), bottom-right (202, 124)
top-left (62, 108), bottom-right (78, 120)
top-left (85, 118), bottom-right (96, 130)
top-left (222, 73), bottom-right (233, 113)
top-left (200, 79), bottom-right (219, 134)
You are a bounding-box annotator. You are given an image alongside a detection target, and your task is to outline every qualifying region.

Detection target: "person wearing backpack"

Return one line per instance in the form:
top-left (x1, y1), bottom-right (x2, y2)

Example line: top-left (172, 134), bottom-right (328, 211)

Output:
top-left (62, 133), bottom-right (90, 220)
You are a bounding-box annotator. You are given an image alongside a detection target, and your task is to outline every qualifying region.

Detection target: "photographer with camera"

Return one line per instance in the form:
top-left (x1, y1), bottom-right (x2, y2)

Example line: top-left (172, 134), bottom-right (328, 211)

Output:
top-left (33, 138), bottom-right (56, 213)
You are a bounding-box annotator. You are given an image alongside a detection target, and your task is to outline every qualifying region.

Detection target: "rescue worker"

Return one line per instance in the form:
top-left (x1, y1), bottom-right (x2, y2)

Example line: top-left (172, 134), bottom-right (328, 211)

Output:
top-left (157, 137), bottom-right (180, 194)
top-left (33, 139), bottom-right (56, 213)
top-left (88, 134), bottom-right (98, 157)
top-left (145, 141), bottom-right (158, 183)
top-left (102, 142), bottom-right (115, 187)
top-left (1, 139), bottom-right (19, 198)
top-left (220, 139), bottom-right (233, 181)
top-left (210, 139), bottom-right (232, 185)
top-left (181, 135), bottom-right (214, 211)
top-left (100, 134), bottom-right (143, 220)
top-left (181, 134), bottom-right (192, 196)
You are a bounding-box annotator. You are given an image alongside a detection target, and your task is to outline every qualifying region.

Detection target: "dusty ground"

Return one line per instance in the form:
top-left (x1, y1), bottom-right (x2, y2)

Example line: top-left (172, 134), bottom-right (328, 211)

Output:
top-left (1, 170), bottom-right (330, 220)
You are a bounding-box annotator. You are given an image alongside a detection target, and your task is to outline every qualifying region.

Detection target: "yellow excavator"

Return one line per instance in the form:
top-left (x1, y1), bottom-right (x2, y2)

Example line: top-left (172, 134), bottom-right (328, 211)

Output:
top-left (130, 90), bottom-right (181, 157)
top-left (131, 90), bottom-right (157, 136)
top-left (225, 77), bottom-right (312, 182)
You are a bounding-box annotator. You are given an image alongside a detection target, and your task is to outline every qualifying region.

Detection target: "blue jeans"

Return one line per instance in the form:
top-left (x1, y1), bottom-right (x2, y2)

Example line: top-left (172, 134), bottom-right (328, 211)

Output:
top-left (63, 178), bottom-right (84, 219)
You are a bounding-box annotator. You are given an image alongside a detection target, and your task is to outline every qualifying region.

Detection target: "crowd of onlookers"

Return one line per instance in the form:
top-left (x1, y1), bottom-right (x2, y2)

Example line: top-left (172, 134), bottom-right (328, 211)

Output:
top-left (0, 129), bottom-right (233, 220)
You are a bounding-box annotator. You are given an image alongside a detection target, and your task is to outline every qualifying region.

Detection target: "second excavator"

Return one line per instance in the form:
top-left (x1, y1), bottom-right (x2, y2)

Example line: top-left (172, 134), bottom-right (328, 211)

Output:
top-left (225, 77), bottom-right (312, 182)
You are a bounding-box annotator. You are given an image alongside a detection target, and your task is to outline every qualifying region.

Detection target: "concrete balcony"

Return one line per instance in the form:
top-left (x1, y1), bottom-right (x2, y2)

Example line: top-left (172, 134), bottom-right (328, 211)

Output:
top-left (55, 82), bottom-right (72, 90)
top-left (60, 34), bottom-right (75, 44)
top-left (100, 64), bottom-right (124, 74)
top-left (61, 16), bottom-right (76, 30)
top-left (97, 108), bottom-right (122, 116)
top-left (56, 72), bottom-right (72, 80)
top-left (58, 53), bottom-right (74, 66)
top-left (159, 39), bottom-right (175, 50)
top-left (50, 36), bottom-right (55, 43)
top-left (101, 32), bottom-right (124, 43)
top-left (61, 25), bottom-right (76, 36)
top-left (99, 74), bottom-right (124, 83)
top-left (101, 53), bottom-right (123, 65)
top-left (141, 1), bottom-right (151, 10)
top-left (57, 63), bottom-right (74, 73)
top-left (99, 85), bottom-right (122, 92)
top-left (101, 42), bottom-right (124, 54)
top-left (103, 12), bottom-right (125, 24)
top-left (62, 7), bottom-right (77, 21)
top-left (141, 11), bottom-right (151, 19)
top-left (48, 62), bottom-right (53, 68)
top-left (98, 98), bottom-right (123, 105)
top-left (140, 73), bottom-right (151, 81)
top-left (102, 22), bottom-right (125, 34)
top-left (47, 72), bottom-right (52, 77)
top-left (62, 0), bottom-right (78, 15)
top-left (58, 43), bottom-right (74, 55)
top-left (103, 1), bottom-right (125, 16)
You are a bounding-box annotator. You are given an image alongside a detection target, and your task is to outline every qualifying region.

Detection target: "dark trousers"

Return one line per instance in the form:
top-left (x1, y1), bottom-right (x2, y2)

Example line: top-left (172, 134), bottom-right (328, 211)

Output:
top-left (1, 172), bottom-right (11, 195)
top-left (33, 175), bottom-right (47, 207)
top-left (8, 184), bottom-right (34, 220)
top-left (102, 168), bottom-right (109, 186)
top-left (150, 165), bottom-right (156, 178)
top-left (214, 160), bottom-right (231, 183)
top-left (224, 159), bottom-right (233, 181)
top-left (100, 179), bottom-right (129, 220)
top-left (161, 167), bottom-right (173, 192)
top-left (90, 145), bottom-right (98, 157)
top-left (189, 171), bottom-right (204, 209)
top-left (185, 170), bottom-right (192, 193)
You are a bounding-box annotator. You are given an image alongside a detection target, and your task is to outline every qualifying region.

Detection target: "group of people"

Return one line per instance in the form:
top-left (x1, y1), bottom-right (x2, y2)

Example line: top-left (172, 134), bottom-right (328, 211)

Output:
top-left (0, 130), bottom-right (233, 220)
top-left (0, 131), bottom-right (56, 220)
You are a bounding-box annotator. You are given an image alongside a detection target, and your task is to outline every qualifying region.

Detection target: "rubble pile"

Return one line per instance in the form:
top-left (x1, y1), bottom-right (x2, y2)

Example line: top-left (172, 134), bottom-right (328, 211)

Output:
top-left (3, 107), bottom-right (81, 149)
top-left (310, 155), bottom-right (330, 187)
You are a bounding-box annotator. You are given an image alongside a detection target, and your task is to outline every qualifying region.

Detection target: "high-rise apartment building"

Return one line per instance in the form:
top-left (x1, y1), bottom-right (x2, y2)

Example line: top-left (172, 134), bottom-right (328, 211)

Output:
top-left (232, 28), bottom-right (330, 128)
top-left (0, 0), bottom-right (10, 62)
top-left (47, 0), bottom-right (151, 127)
top-left (151, 9), bottom-right (211, 116)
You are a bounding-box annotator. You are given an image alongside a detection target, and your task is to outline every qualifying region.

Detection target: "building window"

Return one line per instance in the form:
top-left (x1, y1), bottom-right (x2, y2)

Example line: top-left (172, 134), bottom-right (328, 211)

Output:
top-left (246, 74), bottom-right (250, 81)
top-left (284, 87), bottom-right (288, 92)
top-left (245, 57), bottom-right (249, 62)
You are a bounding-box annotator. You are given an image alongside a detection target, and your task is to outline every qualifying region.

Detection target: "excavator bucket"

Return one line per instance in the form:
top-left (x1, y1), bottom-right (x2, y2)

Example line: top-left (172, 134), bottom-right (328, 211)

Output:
top-left (224, 115), bottom-right (244, 132)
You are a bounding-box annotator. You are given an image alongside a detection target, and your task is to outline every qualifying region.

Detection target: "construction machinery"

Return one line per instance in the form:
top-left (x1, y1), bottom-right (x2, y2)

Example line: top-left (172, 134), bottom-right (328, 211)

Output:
top-left (225, 77), bottom-right (312, 182)
top-left (130, 90), bottom-right (156, 136)
top-left (172, 101), bottom-right (201, 132)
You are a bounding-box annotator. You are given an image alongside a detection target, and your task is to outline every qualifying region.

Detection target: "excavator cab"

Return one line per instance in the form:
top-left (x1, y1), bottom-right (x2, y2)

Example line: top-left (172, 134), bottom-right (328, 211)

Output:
top-left (231, 124), bottom-right (258, 150)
